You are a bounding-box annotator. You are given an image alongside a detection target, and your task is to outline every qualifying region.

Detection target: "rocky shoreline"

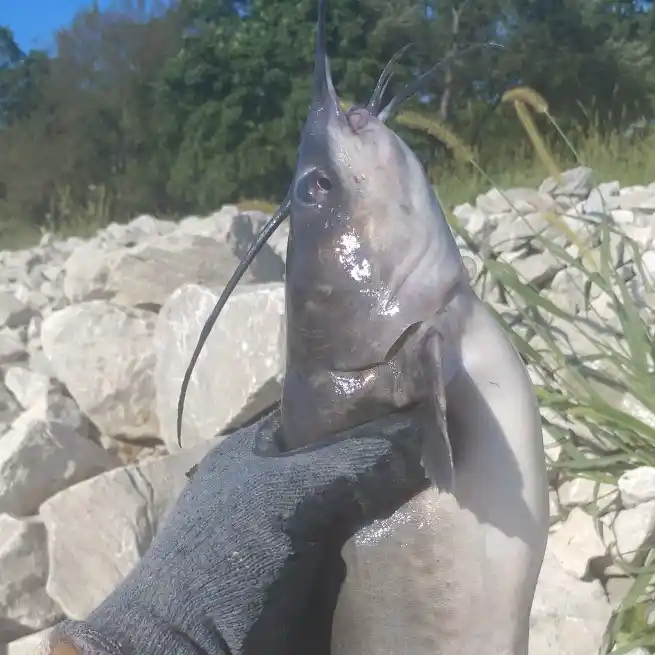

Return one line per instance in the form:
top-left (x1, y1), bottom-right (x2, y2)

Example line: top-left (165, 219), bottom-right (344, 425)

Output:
top-left (1, 166), bottom-right (654, 654)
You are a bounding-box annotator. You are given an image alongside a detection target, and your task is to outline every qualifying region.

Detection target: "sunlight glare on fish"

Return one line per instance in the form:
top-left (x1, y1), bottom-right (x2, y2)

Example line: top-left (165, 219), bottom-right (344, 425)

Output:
top-left (336, 231), bottom-right (372, 281)
top-left (332, 371), bottom-right (377, 397)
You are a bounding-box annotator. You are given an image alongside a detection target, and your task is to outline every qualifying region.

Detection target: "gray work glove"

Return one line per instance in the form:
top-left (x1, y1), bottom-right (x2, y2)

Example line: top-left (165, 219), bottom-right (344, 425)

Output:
top-left (47, 407), bottom-right (429, 655)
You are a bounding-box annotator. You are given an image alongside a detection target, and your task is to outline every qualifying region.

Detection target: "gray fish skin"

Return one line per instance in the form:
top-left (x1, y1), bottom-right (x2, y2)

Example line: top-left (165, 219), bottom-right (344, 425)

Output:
top-left (281, 0), bottom-right (470, 482)
top-left (281, 4), bottom-right (549, 655)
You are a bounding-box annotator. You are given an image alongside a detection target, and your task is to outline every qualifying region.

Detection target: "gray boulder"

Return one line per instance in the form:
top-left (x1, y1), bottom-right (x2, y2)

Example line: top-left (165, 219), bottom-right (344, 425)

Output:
top-left (155, 283), bottom-right (285, 452)
top-left (41, 301), bottom-right (159, 443)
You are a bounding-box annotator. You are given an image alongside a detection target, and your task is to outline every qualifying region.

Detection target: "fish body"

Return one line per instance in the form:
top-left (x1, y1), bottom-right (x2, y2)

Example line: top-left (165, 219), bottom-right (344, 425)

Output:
top-left (177, 1), bottom-right (549, 652)
top-left (332, 287), bottom-right (549, 655)
top-left (279, 1), bottom-right (472, 484)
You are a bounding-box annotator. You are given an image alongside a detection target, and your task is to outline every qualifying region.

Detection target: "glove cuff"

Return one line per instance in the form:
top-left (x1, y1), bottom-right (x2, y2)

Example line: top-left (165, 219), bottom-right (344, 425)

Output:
top-left (46, 620), bottom-right (126, 655)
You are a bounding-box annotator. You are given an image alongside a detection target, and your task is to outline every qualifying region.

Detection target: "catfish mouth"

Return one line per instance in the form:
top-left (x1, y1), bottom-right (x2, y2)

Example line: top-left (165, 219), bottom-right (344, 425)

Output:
top-left (345, 105), bottom-right (378, 134)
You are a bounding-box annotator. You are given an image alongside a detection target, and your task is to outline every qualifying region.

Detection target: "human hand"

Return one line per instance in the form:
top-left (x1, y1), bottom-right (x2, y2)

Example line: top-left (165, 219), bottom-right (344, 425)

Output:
top-left (45, 407), bottom-right (429, 655)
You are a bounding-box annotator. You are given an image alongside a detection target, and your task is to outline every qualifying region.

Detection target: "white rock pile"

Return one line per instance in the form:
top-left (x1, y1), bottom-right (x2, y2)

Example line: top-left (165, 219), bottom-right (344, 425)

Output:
top-left (0, 167), bottom-right (654, 655)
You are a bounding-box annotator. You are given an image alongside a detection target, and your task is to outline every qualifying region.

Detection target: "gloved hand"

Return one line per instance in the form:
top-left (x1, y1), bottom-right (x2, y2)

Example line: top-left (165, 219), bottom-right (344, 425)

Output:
top-left (46, 407), bottom-right (429, 655)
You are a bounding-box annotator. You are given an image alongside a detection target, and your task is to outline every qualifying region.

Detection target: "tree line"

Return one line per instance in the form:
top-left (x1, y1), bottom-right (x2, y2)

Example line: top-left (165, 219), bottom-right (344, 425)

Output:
top-left (0, 0), bottom-right (654, 231)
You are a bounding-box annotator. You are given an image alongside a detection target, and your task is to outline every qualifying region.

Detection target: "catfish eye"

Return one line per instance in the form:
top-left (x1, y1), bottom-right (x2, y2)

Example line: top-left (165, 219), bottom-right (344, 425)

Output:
top-left (295, 169), bottom-right (333, 205)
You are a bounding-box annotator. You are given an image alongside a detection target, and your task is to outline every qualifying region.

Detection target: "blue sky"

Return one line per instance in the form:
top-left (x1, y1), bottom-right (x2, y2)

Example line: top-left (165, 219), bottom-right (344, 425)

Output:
top-left (1, 0), bottom-right (110, 52)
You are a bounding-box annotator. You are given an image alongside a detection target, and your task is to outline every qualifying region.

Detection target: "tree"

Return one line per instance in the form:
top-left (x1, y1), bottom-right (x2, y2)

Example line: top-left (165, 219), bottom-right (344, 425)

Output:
top-left (500, 0), bottom-right (655, 132)
top-left (0, 27), bottom-right (50, 128)
top-left (2, 0), bottom-right (654, 231)
top-left (0, 0), bottom-right (184, 226)
top-left (158, 0), bottom-right (429, 209)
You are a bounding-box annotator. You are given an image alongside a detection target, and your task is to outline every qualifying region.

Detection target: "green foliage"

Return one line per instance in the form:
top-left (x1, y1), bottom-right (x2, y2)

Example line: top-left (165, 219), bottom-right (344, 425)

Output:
top-left (158, 0), bottom-right (425, 209)
top-left (0, 0), bottom-right (184, 235)
top-left (1, 0), bottom-right (654, 238)
top-left (500, 0), bottom-right (655, 131)
top-left (0, 28), bottom-right (50, 129)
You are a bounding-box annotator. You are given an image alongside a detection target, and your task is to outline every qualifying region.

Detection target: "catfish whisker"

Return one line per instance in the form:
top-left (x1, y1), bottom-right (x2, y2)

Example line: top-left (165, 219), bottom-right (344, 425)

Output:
top-left (176, 192), bottom-right (292, 447)
top-left (378, 42), bottom-right (504, 123)
top-left (367, 43), bottom-right (413, 116)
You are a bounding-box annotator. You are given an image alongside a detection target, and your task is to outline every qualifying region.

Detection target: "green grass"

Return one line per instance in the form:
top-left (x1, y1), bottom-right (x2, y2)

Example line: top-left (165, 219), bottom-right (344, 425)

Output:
top-left (426, 122), bottom-right (655, 213)
top-left (0, 183), bottom-right (115, 252)
top-left (0, 215), bottom-right (44, 251)
top-left (236, 198), bottom-right (280, 214)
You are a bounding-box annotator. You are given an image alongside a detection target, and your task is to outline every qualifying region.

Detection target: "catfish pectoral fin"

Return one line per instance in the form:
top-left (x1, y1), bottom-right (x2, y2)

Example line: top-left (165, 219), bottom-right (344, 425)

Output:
top-left (421, 329), bottom-right (455, 492)
top-left (420, 405), bottom-right (455, 492)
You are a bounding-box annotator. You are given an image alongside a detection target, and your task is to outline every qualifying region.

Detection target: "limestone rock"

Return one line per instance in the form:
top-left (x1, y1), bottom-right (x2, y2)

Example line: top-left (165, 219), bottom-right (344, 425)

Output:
top-left (0, 293), bottom-right (34, 330)
top-left (618, 466), bottom-right (655, 508)
top-left (0, 376), bottom-right (20, 427)
top-left (607, 501), bottom-right (655, 564)
top-left (225, 210), bottom-right (287, 280)
top-left (173, 205), bottom-right (240, 239)
top-left (26, 315), bottom-right (42, 343)
top-left (63, 210), bottom-right (283, 308)
top-left (0, 329), bottom-right (26, 365)
top-left (12, 285), bottom-right (50, 312)
top-left (620, 395), bottom-right (655, 432)
top-left (529, 548), bottom-right (611, 655)
top-left (549, 508), bottom-right (606, 578)
top-left (558, 478), bottom-right (618, 513)
top-left (40, 468), bottom-right (152, 620)
top-left (3, 627), bottom-right (53, 654)
top-left (25, 350), bottom-right (57, 381)
top-left (583, 188), bottom-right (617, 215)
top-left (263, 218), bottom-right (290, 263)
top-left (549, 490), bottom-right (563, 525)
top-left (41, 437), bottom-right (219, 619)
top-left (155, 283), bottom-right (285, 451)
top-left (59, 215), bottom-right (180, 303)
top-left (582, 181), bottom-right (620, 215)
top-left (613, 206), bottom-right (638, 225)
top-left (476, 187), bottom-right (556, 216)
top-left (452, 202), bottom-right (487, 226)
top-left (41, 301), bottom-right (159, 442)
top-left (0, 514), bottom-right (62, 643)
top-left (511, 252), bottom-right (564, 287)
top-left (60, 243), bottom-right (112, 303)
top-left (539, 166), bottom-right (594, 199)
top-left (616, 188), bottom-right (655, 212)
top-left (549, 266), bottom-right (602, 314)
top-left (98, 214), bottom-right (177, 246)
top-left (489, 213), bottom-right (550, 252)
top-left (2, 367), bottom-right (92, 438)
top-left (92, 233), bottom-right (261, 308)
top-left (604, 575), bottom-right (633, 607)
top-left (542, 426), bottom-right (562, 470)
top-left (0, 406), bottom-right (120, 516)
top-left (3, 367), bottom-right (60, 410)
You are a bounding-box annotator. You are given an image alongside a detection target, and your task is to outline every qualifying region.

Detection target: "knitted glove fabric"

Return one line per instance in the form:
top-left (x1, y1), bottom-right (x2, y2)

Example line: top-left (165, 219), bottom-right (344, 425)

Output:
top-left (48, 406), bottom-right (430, 655)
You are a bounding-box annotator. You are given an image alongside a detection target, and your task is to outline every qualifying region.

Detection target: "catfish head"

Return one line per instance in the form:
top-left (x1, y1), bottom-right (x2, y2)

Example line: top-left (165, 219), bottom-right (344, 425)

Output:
top-left (175, 0), bottom-right (500, 447)
top-left (285, 0), bottom-right (483, 372)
